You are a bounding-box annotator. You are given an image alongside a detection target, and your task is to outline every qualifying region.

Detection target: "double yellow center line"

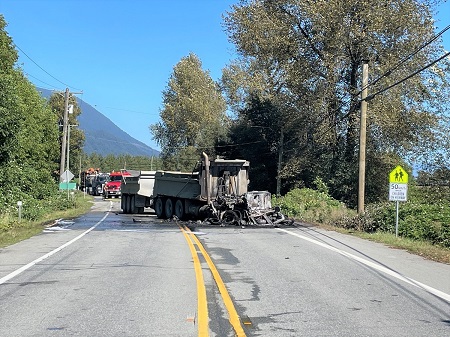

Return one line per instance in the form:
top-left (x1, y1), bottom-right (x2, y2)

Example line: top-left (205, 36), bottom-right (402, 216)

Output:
top-left (180, 224), bottom-right (247, 337)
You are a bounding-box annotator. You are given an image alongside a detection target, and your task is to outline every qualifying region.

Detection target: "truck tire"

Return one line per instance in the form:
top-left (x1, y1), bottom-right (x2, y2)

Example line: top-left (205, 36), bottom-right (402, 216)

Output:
top-left (155, 197), bottom-right (166, 219)
top-left (130, 195), bottom-right (136, 214)
top-left (121, 195), bottom-right (127, 213)
top-left (165, 198), bottom-right (174, 219)
top-left (174, 199), bottom-right (185, 220)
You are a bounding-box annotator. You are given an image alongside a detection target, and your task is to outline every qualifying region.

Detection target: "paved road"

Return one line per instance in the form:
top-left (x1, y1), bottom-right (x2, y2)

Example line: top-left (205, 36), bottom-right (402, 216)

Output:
top-left (0, 198), bottom-right (449, 336)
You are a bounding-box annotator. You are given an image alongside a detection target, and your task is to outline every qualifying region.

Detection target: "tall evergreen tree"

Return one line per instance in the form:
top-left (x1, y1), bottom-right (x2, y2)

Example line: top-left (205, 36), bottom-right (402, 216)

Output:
top-left (151, 53), bottom-right (229, 170)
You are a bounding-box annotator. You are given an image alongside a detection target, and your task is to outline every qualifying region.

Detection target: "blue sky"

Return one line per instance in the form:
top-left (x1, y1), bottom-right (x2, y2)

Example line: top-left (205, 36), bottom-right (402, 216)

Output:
top-left (1, 0), bottom-right (449, 152)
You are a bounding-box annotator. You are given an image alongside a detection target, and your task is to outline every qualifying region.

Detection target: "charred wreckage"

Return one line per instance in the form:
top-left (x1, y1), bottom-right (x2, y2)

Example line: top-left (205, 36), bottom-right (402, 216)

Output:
top-left (120, 153), bottom-right (293, 227)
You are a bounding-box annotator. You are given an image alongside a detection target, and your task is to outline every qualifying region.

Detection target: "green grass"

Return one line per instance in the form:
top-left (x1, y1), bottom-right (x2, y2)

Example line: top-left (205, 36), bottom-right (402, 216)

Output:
top-left (319, 224), bottom-right (450, 264)
top-left (0, 192), bottom-right (93, 248)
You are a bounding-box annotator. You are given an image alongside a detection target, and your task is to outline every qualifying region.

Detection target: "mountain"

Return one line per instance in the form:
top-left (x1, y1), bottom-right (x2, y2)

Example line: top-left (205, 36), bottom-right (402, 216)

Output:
top-left (39, 88), bottom-right (159, 157)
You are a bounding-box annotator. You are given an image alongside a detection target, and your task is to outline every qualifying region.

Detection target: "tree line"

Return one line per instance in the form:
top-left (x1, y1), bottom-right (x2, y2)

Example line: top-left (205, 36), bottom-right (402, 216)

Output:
top-left (151, 0), bottom-right (450, 207)
top-left (0, 15), bottom-right (161, 218)
top-left (1, 0), bottom-right (450, 220)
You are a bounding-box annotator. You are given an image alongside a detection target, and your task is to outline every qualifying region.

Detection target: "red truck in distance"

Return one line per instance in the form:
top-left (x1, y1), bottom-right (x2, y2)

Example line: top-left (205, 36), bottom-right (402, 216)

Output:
top-left (103, 171), bottom-right (130, 199)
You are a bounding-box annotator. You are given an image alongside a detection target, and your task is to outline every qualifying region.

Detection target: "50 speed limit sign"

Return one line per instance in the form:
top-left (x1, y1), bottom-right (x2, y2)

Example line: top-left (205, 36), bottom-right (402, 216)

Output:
top-left (389, 183), bottom-right (408, 201)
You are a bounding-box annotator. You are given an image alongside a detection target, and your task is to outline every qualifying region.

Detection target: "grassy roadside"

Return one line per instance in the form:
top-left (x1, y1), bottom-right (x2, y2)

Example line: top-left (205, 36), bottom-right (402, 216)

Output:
top-left (0, 193), bottom-right (94, 249)
top-left (316, 223), bottom-right (450, 265)
top-left (273, 187), bottom-right (450, 265)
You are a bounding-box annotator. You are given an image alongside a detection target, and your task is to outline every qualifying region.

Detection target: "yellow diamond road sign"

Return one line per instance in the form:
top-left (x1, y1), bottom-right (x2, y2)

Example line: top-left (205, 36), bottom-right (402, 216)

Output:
top-left (389, 165), bottom-right (408, 184)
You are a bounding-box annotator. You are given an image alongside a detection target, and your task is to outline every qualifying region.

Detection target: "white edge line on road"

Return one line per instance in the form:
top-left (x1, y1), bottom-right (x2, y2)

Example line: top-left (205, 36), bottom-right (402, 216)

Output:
top-left (278, 228), bottom-right (450, 303)
top-left (0, 209), bottom-right (111, 285)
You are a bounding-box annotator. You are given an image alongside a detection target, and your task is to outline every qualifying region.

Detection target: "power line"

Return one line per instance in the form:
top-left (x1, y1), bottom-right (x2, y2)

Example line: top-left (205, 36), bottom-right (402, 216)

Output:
top-left (367, 24), bottom-right (450, 92)
top-left (303, 25), bottom-right (450, 147)
top-left (366, 50), bottom-right (450, 102)
top-left (23, 72), bottom-right (59, 91)
top-left (13, 42), bottom-right (82, 91)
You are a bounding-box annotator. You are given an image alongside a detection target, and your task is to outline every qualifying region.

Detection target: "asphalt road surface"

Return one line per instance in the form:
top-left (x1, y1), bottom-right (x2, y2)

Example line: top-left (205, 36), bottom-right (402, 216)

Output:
top-left (0, 197), bottom-right (449, 336)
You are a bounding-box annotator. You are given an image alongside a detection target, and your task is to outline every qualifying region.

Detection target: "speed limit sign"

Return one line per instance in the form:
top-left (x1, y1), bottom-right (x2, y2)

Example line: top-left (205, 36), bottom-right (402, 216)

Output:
top-left (389, 183), bottom-right (408, 201)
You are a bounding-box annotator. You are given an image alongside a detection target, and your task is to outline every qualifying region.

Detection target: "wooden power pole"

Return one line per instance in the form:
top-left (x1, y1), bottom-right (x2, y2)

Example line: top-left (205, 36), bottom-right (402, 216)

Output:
top-left (59, 88), bottom-right (70, 182)
top-left (358, 62), bottom-right (369, 215)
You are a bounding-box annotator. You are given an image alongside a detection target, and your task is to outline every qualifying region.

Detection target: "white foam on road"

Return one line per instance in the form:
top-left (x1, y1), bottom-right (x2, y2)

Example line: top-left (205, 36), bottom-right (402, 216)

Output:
top-left (0, 210), bottom-right (111, 285)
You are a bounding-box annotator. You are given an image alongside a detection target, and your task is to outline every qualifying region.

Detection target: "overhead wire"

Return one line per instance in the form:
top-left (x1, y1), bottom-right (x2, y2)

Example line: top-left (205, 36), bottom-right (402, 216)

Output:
top-left (23, 72), bottom-right (58, 91)
top-left (304, 23), bottom-right (450, 144)
top-left (367, 24), bottom-right (450, 92)
top-left (366, 50), bottom-right (450, 101)
top-left (222, 24), bottom-right (450, 157)
top-left (13, 42), bottom-right (82, 91)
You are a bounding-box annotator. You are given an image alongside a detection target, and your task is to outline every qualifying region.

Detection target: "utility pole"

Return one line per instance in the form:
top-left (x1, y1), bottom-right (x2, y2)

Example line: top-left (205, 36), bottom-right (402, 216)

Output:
top-left (66, 104), bottom-right (75, 174)
top-left (66, 123), bottom-right (77, 179)
top-left (276, 129), bottom-right (284, 196)
top-left (358, 62), bottom-right (369, 215)
top-left (59, 88), bottom-right (69, 182)
top-left (59, 89), bottom-right (82, 182)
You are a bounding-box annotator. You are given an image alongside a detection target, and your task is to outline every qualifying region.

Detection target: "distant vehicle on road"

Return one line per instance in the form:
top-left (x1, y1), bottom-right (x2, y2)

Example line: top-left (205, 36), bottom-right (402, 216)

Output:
top-left (91, 173), bottom-right (110, 196)
top-left (80, 168), bottom-right (100, 194)
top-left (103, 171), bottom-right (129, 199)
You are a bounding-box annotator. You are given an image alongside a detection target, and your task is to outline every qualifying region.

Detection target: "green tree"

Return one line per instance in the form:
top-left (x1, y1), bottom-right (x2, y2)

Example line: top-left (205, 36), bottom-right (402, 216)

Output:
top-left (0, 15), bottom-right (20, 168)
top-left (0, 15), bottom-right (60, 211)
top-left (151, 53), bottom-right (229, 170)
top-left (222, 0), bottom-right (450, 205)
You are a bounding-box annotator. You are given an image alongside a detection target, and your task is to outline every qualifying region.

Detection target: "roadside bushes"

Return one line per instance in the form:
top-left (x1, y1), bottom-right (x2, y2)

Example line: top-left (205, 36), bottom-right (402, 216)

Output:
top-left (274, 182), bottom-right (450, 249)
top-left (333, 185), bottom-right (450, 248)
top-left (272, 186), bottom-right (353, 225)
top-left (0, 187), bottom-right (77, 222)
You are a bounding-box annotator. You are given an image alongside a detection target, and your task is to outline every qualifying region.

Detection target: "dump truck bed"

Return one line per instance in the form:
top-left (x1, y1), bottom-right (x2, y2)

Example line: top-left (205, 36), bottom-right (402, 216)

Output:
top-left (121, 170), bottom-right (156, 197)
top-left (153, 171), bottom-right (202, 200)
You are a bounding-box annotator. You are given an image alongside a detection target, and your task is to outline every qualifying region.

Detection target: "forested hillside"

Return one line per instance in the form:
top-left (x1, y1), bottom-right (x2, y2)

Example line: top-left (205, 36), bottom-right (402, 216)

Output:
top-left (38, 88), bottom-right (159, 157)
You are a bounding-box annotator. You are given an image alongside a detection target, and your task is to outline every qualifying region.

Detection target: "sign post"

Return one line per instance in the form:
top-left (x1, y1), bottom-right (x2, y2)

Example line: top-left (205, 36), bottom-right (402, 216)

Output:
top-left (60, 170), bottom-right (75, 200)
top-left (389, 165), bottom-right (409, 237)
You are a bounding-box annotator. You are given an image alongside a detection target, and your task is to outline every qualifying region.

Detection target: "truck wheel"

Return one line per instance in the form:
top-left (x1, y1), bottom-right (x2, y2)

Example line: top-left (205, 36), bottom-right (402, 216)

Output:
top-left (130, 195), bottom-right (136, 214)
top-left (121, 195), bottom-right (127, 213)
top-left (174, 199), bottom-right (185, 220)
top-left (222, 210), bottom-right (241, 226)
top-left (155, 197), bottom-right (166, 219)
top-left (165, 198), bottom-right (174, 219)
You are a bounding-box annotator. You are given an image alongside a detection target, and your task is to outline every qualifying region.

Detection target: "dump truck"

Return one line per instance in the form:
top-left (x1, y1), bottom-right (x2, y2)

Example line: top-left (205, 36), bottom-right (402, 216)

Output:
top-left (120, 153), bottom-right (290, 226)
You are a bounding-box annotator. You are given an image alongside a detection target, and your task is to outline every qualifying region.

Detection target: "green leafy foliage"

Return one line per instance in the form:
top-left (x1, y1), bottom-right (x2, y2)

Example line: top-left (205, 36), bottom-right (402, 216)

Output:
top-left (273, 187), bottom-right (352, 225)
top-left (334, 185), bottom-right (450, 248)
top-left (222, 0), bottom-right (450, 206)
top-left (0, 191), bottom-right (93, 248)
top-left (48, 91), bottom-right (85, 175)
top-left (151, 53), bottom-right (229, 164)
top-left (81, 153), bottom-right (163, 174)
top-left (0, 16), bottom-right (61, 218)
top-left (275, 179), bottom-right (450, 248)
